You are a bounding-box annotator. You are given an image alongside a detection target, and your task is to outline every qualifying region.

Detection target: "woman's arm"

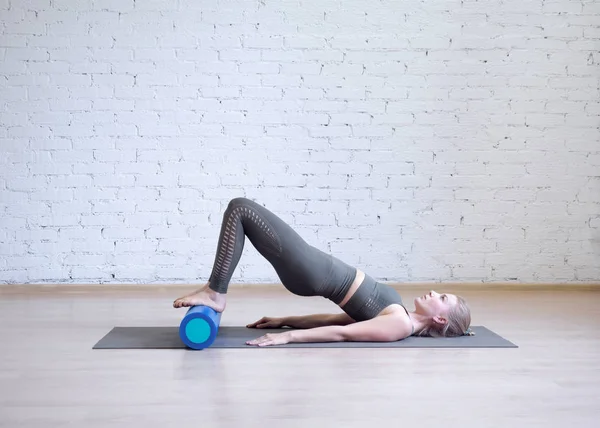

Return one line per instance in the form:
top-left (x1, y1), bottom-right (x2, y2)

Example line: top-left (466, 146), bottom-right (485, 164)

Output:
top-left (285, 312), bottom-right (356, 329)
top-left (247, 313), bottom-right (355, 329)
top-left (291, 314), bottom-right (408, 343)
top-left (246, 313), bottom-right (409, 346)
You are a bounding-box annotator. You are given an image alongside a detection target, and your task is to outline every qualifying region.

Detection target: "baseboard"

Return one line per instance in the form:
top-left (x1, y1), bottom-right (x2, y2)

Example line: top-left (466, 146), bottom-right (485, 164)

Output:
top-left (1, 281), bottom-right (599, 295)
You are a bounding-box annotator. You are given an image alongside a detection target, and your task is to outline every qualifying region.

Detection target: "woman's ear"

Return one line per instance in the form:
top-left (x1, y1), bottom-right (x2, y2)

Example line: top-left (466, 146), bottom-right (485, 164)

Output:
top-left (433, 315), bottom-right (448, 326)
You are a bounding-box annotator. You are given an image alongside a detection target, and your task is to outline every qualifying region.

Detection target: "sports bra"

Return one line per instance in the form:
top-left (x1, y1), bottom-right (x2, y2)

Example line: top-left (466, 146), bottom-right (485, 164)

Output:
top-left (342, 273), bottom-right (415, 335)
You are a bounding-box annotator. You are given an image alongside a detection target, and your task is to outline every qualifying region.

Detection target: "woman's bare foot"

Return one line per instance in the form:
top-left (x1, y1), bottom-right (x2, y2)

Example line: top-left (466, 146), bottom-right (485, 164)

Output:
top-left (173, 284), bottom-right (227, 313)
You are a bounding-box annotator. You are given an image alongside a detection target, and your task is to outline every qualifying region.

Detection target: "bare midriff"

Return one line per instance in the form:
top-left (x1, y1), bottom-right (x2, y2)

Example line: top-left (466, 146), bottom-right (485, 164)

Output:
top-left (338, 269), bottom-right (365, 308)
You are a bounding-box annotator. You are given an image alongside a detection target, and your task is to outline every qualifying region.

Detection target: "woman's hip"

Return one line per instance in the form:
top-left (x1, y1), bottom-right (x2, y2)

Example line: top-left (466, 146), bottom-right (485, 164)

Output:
top-left (274, 247), bottom-right (357, 304)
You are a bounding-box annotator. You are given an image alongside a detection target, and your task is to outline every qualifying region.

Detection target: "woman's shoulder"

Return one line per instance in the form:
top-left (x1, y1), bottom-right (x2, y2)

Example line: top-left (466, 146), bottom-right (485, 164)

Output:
top-left (379, 304), bottom-right (414, 338)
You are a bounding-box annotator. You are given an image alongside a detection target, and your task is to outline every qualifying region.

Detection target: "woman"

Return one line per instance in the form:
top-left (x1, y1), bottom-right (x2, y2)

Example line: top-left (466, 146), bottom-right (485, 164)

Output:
top-left (174, 197), bottom-right (472, 347)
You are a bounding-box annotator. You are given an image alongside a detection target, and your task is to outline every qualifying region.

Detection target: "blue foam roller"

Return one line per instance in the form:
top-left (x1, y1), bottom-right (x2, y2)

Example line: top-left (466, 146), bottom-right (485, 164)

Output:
top-left (179, 305), bottom-right (222, 350)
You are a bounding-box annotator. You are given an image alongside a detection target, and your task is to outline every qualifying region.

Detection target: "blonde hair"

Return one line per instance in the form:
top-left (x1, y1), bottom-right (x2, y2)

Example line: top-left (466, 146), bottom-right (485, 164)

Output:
top-left (416, 296), bottom-right (474, 337)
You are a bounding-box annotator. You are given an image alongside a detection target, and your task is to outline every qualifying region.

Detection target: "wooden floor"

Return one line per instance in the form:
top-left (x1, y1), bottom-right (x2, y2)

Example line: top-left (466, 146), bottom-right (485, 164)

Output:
top-left (0, 285), bottom-right (599, 428)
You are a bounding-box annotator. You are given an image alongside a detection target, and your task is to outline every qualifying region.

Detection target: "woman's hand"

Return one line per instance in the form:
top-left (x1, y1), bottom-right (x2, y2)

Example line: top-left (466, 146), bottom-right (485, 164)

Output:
top-left (246, 331), bottom-right (293, 347)
top-left (246, 316), bottom-right (286, 329)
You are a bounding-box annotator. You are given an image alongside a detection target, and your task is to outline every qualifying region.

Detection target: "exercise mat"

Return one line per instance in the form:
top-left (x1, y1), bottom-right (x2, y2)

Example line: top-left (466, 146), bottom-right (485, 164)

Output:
top-left (93, 326), bottom-right (517, 349)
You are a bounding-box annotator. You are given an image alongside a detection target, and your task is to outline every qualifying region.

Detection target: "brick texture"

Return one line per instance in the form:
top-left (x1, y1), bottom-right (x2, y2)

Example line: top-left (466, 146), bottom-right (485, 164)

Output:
top-left (1, 0), bottom-right (599, 284)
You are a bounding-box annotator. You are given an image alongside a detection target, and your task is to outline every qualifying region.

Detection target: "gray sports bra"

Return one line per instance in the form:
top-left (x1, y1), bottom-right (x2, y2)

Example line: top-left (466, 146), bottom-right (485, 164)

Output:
top-left (342, 274), bottom-right (415, 335)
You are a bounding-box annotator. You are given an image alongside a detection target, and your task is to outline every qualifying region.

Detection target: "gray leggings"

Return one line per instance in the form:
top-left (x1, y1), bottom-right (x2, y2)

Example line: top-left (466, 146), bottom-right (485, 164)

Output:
top-left (208, 198), bottom-right (357, 304)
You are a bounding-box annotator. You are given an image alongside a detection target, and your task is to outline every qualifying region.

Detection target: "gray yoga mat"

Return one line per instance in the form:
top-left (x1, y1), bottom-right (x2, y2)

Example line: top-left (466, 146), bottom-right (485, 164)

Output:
top-left (93, 326), bottom-right (517, 349)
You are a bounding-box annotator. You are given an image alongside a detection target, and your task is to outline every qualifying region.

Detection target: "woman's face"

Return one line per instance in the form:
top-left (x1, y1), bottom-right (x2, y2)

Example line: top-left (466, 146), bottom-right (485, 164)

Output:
top-left (414, 290), bottom-right (458, 321)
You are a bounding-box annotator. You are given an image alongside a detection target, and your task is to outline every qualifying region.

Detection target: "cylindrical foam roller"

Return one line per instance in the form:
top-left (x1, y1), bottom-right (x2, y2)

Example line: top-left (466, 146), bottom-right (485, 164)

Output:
top-left (179, 305), bottom-right (222, 350)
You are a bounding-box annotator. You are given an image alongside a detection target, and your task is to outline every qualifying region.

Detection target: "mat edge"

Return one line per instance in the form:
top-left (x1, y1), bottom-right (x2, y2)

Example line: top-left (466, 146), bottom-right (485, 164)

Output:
top-left (93, 325), bottom-right (518, 349)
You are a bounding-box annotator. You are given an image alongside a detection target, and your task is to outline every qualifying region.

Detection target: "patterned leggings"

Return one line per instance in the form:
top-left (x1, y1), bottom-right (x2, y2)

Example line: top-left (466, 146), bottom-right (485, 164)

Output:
top-left (207, 198), bottom-right (356, 304)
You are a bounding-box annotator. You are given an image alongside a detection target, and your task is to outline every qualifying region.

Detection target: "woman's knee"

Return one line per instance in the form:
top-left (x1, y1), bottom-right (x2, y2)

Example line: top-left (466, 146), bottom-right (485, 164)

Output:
top-left (227, 197), bottom-right (251, 210)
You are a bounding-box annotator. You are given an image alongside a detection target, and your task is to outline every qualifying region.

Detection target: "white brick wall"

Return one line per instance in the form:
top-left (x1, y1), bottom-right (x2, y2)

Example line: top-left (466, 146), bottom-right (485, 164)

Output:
top-left (1, 0), bottom-right (599, 285)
